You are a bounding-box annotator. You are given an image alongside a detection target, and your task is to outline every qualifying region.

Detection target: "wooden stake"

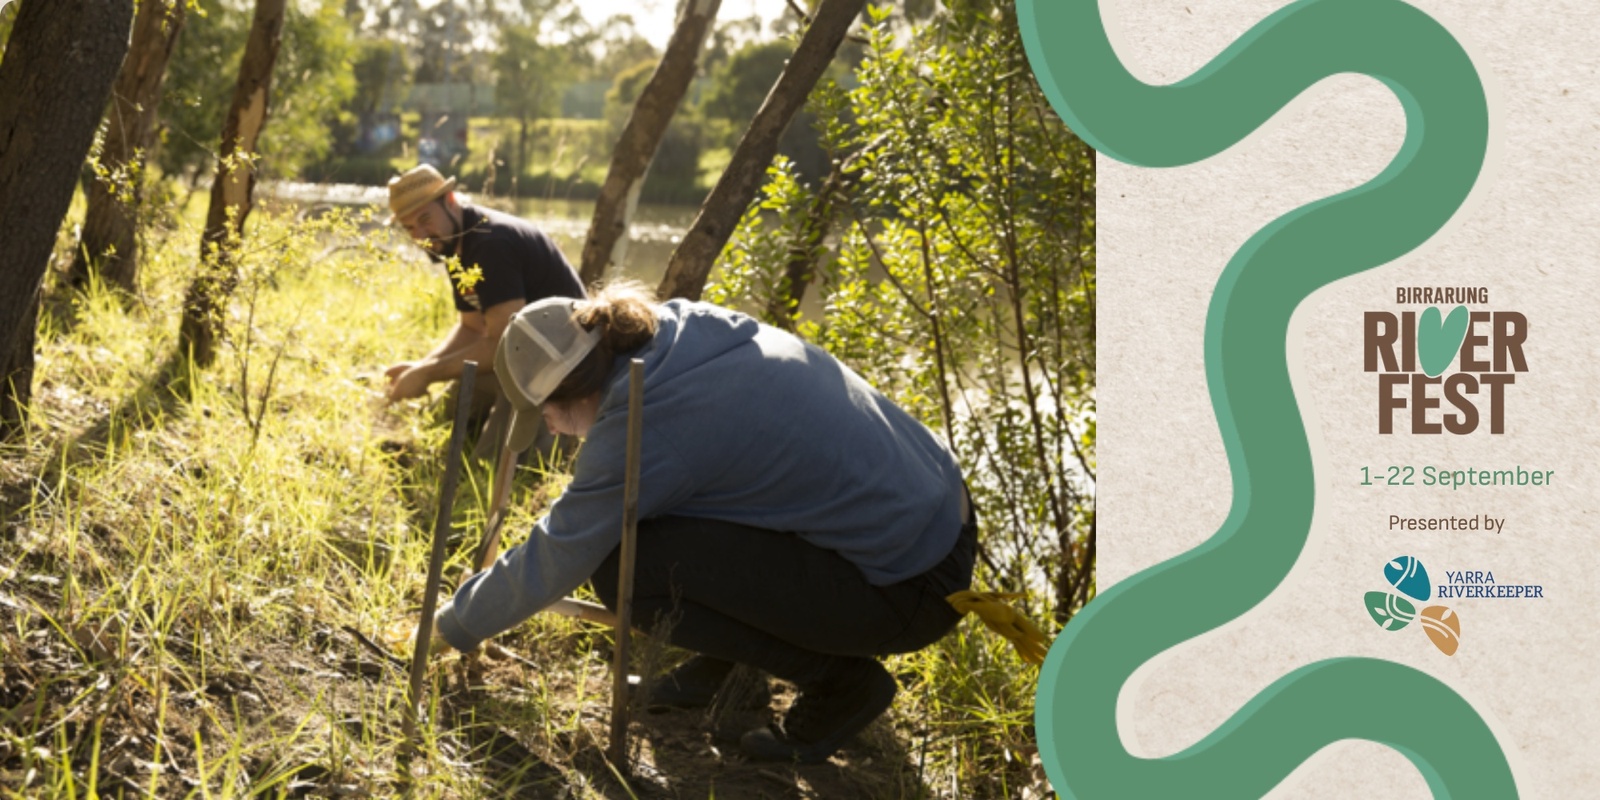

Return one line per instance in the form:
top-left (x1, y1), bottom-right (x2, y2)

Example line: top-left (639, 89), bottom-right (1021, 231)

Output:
top-left (401, 361), bottom-right (477, 755)
top-left (469, 402), bottom-right (520, 573)
top-left (608, 358), bottom-right (645, 768)
top-left (549, 597), bottom-right (620, 627)
top-left (464, 399), bottom-right (620, 648)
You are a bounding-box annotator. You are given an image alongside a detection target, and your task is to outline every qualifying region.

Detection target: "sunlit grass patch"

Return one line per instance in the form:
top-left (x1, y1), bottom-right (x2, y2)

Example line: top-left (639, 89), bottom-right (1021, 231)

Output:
top-left (4, 180), bottom-right (1059, 797)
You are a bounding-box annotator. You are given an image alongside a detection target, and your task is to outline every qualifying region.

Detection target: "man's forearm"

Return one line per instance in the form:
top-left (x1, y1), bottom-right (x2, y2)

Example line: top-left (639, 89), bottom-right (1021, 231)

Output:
top-left (423, 322), bottom-right (480, 362)
top-left (400, 301), bottom-right (517, 394)
top-left (414, 333), bottom-right (498, 384)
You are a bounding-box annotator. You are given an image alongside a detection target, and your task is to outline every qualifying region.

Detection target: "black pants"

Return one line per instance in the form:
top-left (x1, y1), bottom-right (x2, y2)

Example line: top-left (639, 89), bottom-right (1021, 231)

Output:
top-left (591, 510), bottom-right (977, 688)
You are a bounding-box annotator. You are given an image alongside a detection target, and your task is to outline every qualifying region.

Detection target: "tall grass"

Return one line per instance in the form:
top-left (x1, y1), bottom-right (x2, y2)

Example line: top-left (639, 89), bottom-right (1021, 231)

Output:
top-left (0, 197), bottom-right (1052, 798)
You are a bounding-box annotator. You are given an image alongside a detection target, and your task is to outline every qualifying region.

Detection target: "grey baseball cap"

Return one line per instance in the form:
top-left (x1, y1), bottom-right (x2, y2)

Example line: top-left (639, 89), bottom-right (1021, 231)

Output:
top-left (496, 298), bottom-right (601, 452)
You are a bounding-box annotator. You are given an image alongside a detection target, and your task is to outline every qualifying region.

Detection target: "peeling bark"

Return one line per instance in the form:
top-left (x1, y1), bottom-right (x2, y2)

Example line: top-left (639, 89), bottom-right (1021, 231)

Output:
top-left (578, 0), bottom-right (722, 287)
top-left (656, 0), bottom-right (865, 301)
top-left (178, 0), bottom-right (286, 369)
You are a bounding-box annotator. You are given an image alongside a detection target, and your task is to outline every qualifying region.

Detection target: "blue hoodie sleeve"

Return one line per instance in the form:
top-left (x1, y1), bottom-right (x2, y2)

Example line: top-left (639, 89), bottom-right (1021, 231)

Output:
top-left (434, 413), bottom-right (691, 652)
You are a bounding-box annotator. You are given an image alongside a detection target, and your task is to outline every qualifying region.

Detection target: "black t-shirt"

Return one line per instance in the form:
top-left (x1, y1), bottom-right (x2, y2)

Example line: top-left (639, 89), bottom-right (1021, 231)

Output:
top-left (443, 204), bottom-right (584, 313)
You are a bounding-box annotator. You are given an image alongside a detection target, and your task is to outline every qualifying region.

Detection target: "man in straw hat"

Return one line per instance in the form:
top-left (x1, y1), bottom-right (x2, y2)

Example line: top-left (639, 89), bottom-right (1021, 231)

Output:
top-left (383, 164), bottom-right (584, 409)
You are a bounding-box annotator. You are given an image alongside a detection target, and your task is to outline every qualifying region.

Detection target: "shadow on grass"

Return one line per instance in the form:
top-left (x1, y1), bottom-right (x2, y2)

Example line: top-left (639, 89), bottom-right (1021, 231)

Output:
top-left (433, 691), bottom-right (580, 800)
top-left (2, 347), bottom-right (194, 517)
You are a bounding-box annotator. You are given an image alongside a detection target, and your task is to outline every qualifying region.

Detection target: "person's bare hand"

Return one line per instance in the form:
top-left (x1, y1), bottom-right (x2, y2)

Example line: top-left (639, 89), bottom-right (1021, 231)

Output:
top-left (386, 365), bottom-right (431, 403)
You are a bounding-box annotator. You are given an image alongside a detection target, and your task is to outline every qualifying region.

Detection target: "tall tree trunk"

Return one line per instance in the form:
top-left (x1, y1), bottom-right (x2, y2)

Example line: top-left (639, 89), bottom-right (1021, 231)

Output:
top-left (0, 300), bottom-right (39, 439)
top-left (177, 0), bottom-right (286, 369)
top-left (0, 0), bottom-right (133, 439)
top-left (656, 0), bottom-right (864, 301)
top-left (578, 0), bottom-right (722, 286)
top-left (69, 0), bottom-right (187, 293)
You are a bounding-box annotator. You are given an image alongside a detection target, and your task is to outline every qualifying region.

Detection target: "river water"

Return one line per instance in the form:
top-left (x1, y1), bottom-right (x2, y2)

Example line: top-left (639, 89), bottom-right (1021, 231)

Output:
top-left (264, 181), bottom-right (698, 286)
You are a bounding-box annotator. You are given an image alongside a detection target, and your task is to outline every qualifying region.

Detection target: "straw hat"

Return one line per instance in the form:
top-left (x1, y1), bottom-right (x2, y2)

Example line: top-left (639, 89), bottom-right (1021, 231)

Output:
top-left (387, 165), bottom-right (458, 223)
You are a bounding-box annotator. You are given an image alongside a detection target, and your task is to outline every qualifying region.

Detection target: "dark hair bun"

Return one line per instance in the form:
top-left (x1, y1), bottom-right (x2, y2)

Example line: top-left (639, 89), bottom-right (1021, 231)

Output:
top-left (575, 281), bottom-right (658, 353)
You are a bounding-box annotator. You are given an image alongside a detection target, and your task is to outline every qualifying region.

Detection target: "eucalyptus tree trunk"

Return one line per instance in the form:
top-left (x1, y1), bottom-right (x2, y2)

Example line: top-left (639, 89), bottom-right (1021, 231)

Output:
top-left (0, 0), bottom-right (133, 438)
top-left (70, 0), bottom-right (188, 293)
top-left (579, 0), bottom-right (723, 286)
top-left (656, 0), bottom-right (865, 301)
top-left (178, 0), bottom-right (286, 369)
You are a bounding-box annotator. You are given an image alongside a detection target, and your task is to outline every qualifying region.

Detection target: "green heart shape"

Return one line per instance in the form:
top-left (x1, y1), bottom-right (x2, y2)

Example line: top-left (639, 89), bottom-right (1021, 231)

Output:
top-left (1417, 305), bottom-right (1470, 377)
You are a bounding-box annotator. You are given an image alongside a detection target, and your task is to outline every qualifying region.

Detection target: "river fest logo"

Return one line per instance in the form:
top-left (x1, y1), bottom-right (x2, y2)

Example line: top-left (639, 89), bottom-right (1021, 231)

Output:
top-left (1361, 288), bottom-right (1547, 656)
top-left (1359, 285), bottom-right (1554, 489)
top-left (1364, 286), bottom-right (1527, 436)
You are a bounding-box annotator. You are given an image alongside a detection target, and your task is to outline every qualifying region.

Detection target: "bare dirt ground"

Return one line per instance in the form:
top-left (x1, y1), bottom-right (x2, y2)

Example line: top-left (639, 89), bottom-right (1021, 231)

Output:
top-left (0, 580), bottom-right (941, 798)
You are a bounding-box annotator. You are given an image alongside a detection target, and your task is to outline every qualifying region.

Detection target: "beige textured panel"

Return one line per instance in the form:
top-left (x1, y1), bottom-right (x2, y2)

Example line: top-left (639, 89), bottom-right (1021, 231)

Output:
top-left (1098, 0), bottom-right (1600, 797)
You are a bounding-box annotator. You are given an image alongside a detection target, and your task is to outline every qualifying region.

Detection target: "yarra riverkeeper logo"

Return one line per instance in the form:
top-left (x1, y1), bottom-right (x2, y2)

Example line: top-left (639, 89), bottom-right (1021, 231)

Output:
top-left (1365, 555), bottom-right (1548, 656)
top-left (1364, 287), bottom-right (1528, 434)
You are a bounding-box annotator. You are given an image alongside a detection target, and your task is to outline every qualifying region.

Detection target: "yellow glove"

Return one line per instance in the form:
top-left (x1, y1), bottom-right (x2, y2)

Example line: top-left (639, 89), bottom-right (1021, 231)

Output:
top-left (946, 590), bottom-right (1052, 665)
top-left (428, 618), bottom-right (454, 657)
top-left (381, 617), bottom-right (472, 659)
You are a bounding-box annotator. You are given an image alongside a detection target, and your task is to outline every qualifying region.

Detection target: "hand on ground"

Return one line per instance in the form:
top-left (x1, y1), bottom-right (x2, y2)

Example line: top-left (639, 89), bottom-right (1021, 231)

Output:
top-left (428, 619), bottom-right (454, 657)
top-left (381, 617), bottom-right (469, 661)
top-left (386, 364), bottom-right (431, 403)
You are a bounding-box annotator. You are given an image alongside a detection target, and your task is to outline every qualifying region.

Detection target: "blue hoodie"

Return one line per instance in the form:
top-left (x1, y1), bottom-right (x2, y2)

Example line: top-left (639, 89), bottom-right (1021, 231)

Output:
top-left (436, 300), bottom-right (966, 652)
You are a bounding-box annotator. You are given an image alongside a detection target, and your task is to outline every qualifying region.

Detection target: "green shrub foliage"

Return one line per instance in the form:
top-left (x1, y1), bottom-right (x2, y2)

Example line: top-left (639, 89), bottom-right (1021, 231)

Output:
top-left (710, 0), bottom-right (1096, 622)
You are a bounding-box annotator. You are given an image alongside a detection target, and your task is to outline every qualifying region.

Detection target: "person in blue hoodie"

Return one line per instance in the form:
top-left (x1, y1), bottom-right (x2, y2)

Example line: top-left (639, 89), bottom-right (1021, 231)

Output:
top-left (432, 282), bottom-right (977, 764)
